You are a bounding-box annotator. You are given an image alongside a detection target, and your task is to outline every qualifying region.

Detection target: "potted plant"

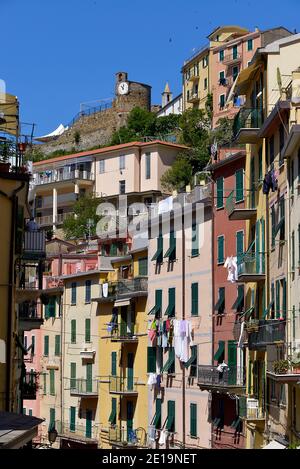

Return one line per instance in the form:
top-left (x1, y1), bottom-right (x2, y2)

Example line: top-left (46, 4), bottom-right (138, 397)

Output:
top-left (0, 143), bottom-right (11, 172)
top-left (273, 359), bottom-right (289, 375)
top-left (291, 352), bottom-right (300, 374)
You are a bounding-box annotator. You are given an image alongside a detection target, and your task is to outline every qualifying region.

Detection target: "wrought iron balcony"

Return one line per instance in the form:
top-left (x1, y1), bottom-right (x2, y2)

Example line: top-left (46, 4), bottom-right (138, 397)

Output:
top-left (233, 108), bottom-right (264, 143)
top-left (56, 421), bottom-right (99, 444)
top-left (239, 397), bottom-right (265, 422)
top-left (19, 302), bottom-right (43, 331)
top-left (109, 376), bottom-right (138, 396)
top-left (237, 244), bottom-right (265, 282)
top-left (70, 379), bottom-right (98, 397)
top-left (23, 230), bottom-right (46, 260)
top-left (109, 426), bottom-right (143, 447)
top-left (22, 371), bottom-right (38, 400)
top-left (197, 365), bottom-right (246, 392)
top-left (187, 92), bottom-right (200, 103)
top-left (93, 277), bottom-right (148, 303)
top-left (223, 52), bottom-right (242, 66)
top-left (109, 323), bottom-right (139, 342)
top-left (248, 319), bottom-right (286, 350)
top-left (226, 190), bottom-right (257, 221)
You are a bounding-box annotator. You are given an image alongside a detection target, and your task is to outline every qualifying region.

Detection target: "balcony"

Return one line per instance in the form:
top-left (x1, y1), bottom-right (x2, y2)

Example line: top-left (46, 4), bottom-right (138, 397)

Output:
top-left (23, 230), bottom-right (46, 260)
top-left (267, 358), bottom-right (300, 383)
top-left (109, 323), bottom-right (139, 342)
top-left (237, 246), bottom-right (265, 282)
top-left (109, 376), bottom-right (138, 396)
top-left (248, 320), bottom-right (286, 351)
top-left (34, 169), bottom-right (94, 186)
top-left (22, 371), bottom-right (38, 400)
top-left (70, 379), bottom-right (98, 398)
top-left (233, 108), bottom-right (264, 143)
top-left (36, 212), bottom-right (73, 227)
top-left (239, 397), bottom-right (265, 422)
top-left (56, 421), bottom-right (99, 446)
top-left (226, 190), bottom-right (257, 221)
top-left (223, 53), bottom-right (242, 66)
top-left (187, 92), bottom-right (200, 104)
top-left (109, 426), bottom-right (144, 448)
top-left (19, 302), bottom-right (43, 331)
top-left (93, 277), bottom-right (148, 303)
top-left (197, 365), bottom-right (246, 393)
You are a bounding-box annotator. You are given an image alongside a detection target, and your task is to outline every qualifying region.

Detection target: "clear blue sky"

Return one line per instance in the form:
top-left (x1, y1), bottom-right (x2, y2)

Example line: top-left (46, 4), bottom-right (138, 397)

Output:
top-left (1, 0), bottom-right (300, 136)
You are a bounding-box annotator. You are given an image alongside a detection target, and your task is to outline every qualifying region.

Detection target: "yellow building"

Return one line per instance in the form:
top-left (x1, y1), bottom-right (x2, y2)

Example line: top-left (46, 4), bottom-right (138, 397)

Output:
top-left (93, 235), bottom-right (149, 448)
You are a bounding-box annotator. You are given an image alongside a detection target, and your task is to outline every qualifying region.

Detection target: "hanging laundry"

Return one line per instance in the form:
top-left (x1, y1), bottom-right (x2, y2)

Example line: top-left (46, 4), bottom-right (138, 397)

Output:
top-left (162, 333), bottom-right (168, 348)
top-left (156, 374), bottom-right (161, 388)
top-left (217, 361), bottom-right (229, 373)
top-left (224, 256), bottom-right (238, 283)
top-left (102, 283), bottom-right (108, 298)
top-left (148, 329), bottom-right (156, 343)
top-left (148, 425), bottom-right (156, 441)
top-left (158, 430), bottom-right (167, 446)
top-left (263, 170), bottom-right (278, 195)
top-left (147, 373), bottom-right (157, 386)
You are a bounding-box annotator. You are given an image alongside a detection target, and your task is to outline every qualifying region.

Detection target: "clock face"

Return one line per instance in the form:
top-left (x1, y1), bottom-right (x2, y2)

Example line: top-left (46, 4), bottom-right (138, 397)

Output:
top-left (118, 82), bottom-right (129, 95)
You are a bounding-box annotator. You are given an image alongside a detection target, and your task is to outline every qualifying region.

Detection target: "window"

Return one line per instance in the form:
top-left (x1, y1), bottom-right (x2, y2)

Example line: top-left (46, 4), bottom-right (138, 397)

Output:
top-left (165, 287), bottom-right (175, 317)
top-left (219, 70), bottom-right (225, 82)
top-left (187, 90), bottom-right (190, 101)
top-left (109, 398), bottom-right (117, 425)
top-left (247, 39), bottom-right (253, 51)
top-left (23, 408), bottom-right (26, 415)
top-left (44, 336), bottom-right (49, 356)
top-left (153, 398), bottom-right (161, 429)
top-left (85, 318), bottom-right (91, 343)
top-left (45, 296), bottom-right (56, 318)
top-left (215, 287), bottom-right (225, 315)
top-left (236, 231), bottom-right (244, 261)
top-left (279, 384), bottom-right (286, 406)
top-left (162, 347), bottom-right (175, 374)
top-left (191, 283), bottom-right (199, 316)
top-left (184, 345), bottom-right (197, 377)
top-left (219, 50), bottom-right (224, 62)
top-left (147, 347), bottom-right (156, 373)
top-left (111, 352), bottom-right (117, 376)
top-left (204, 78), bottom-right (208, 90)
top-left (49, 408), bottom-right (55, 431)
top-left (275, 280), bottom-right (280, 319)
top-left (24, 335), bottom-right (28, 350)
top-left (219, 94), bottom-right (225, 109)
top-left (119, 154), bottom-right (125, 170)
top-left (31, 335), bottom-right (35, 356)
top-left (235, 169), bottom-right (244, 202)
top-left (99, 160), bottom-right (105, 174)
top-left (119, 180), bottom-right (126, 194)
top-left (216, 177), bottom-right (224, 208)
top-left (151, 234), bottom-right (163, 263)
top-left (191, 222), bottom-right (199, 257)
top-left (232, 285), bottom-right (244, 313)
top-left (166, 400), bottom-right (175, 432)
top-left (138, 257), bottom-right (148, 276)
top-left (55, 335), bottom-right (60, 356)
top-left (71, 282), bottom-right (77, 305)
top-left (232, 44), bottom-right (238, 60)
top-left (145, 152), bottom-right (151, 179)
top-left (202, 55), bottom-right (208, 67)
top-left (86, 410), bottom-right (92, 438)
top-left (190, 403), bottom-right (197, 437)
top-left (164, 230), bottom-right (176, 261)
top-left (70, 407), bottom-right (76, 432)
top-left (232, 66), bottom-right (239, 81)
top-left (217, 235), bottom-right (225, 264)
top-left (149, 289), bottom-right (162, 317)
top-left (281, 278), bottom-right (287, 319)
top-left (70, 363), bottom-right (76, 389)
top-left (50, 369), bottom-right (55, 396)
top-left (85, 280), bottom-right (91, 303)
top-left (71, 319), bottom-right (76, 344)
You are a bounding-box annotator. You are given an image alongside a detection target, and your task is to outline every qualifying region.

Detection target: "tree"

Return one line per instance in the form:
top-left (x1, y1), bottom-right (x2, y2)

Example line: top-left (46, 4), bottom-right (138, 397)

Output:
top-left (62, 194), bottom-right (102, 240)
top-left (213, 116), bottom-right (234, 147)
top-left (161, 154), bottom-right (193, 192)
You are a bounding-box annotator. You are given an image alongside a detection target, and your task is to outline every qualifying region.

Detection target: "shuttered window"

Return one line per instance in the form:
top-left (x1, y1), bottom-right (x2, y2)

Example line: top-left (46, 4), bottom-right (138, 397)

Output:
top-left (276, 280), bottom-right (280, 319)
top-left (43, 374), bottom-right (47, 395)
top-left (55, 335), bottom-right (60, 356)
top-left (71, 282), bottom-right (77, 305)
top-left (166, 400), bottom-right (175, 432)
top-left (154, 398), bottom-right (162, 429)
top-left (151, 235), bottom-right (163, 263)
top-left (50, 369), bottom-right (55, 396)
top-left (145, 152), bottom-right (151, 179)
top-left (190, 403), bottom-right (197, 437)
top-left (147, 347), bottom-right (156, 373)
top-left (217, 235), bottom-right (225, 264)
top-left (165, 287), bottom-right (175, 317)
top-left (44, 336), bottom-right (49, 356)
top-left (85, 318), bottom-right (91, 343)
top-left (164, 230), bottom-right (176, 261)
top-left (109, 398), bottom-right (117, 425)
top-left (191, 283), bottom-right (199, 316)
top-left (85, 280), bottom-right (91, 303)
top-left (235, 169), bottom-right (244, 202)
top-left (111, 352), bottom-right (117, 376)
top-left (148, 289), bottom-right (162, 317)
top-left (191, 223), bottom-right (199, 257)
top-left (216, 177), bottom-right (224, 208)
top-left (70, 407), bottom-right (76, 432)
top-left (138, 257), bottom-right (148, 276)
top-left (70, 363), bottom-right (76, 389)
top-left (86, 410), bottom-right (92, 438)
top-left (236, 231), bottom-right (244, 262)
top-left (71, 319), bottom-right (76, 343)
top-left (31, 336), bottom-right (35, 356)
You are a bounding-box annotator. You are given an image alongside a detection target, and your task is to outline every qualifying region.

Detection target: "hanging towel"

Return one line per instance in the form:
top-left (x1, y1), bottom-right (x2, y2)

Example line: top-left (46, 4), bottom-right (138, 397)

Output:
top-left (102, 283), bottom-right (108, 298)
top-left (148, 425), bottom-right (156, 441)
top-left (158, 430), bottom-right (166, 446)
top-left (147, 373), bottom-right (157, 386)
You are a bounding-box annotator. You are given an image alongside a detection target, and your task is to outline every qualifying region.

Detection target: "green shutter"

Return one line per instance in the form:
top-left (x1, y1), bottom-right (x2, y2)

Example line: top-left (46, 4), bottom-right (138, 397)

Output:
top-left (138, 257), bottom-right (148, 276)
top-left (70, 363), bottom-right (76, 389)
top-left (232, 285), bottom-right (244, 311)
top-left (109, 398), bottom-right (117, 424)
top-left (151, 235), bottom-right (163, 262)
top-left (70, 407), bottom-right (76, 432)
top-left (149, 290), bottom-right (162, 317)
top-left (164, 231), bottom-right (176, 261)
top-left (85, 318), bottom-right (91, 343)
top-left (271, 207), bottom-right (276, 248)
top-left (166, 401), bottom-right (175, 431)
top-left (49, 408), bottom-right (55, 431)
top-left (276, 280), bottom-right (280, 319)
top-left (71, 319), bottom-right (76, 343)
top-left (50, 369), bottom-right (55, 395)
top-left (191, 223), bottom-right (199, 257)
top-left (48, 297), bottom-right (56, 317)
top-left (250, 157), bottom-right (256, 208)
top-left (215, 287), bottom-right (225, 314)
top-left (86, 410), bottom-right (92, 438)
top-left (165, 288), bottom-right (175, 317)
top-left (147, 347), bottom-right (156, 373)
top-left (55, 335), bottom-right (60, 356)
top-left (86, 363), bottom-right (92, 392)
top-left (85, 280), bottom-right (91, 303)
top-left (44, 336), bottom-right (49, 356)
top-left (191, 283), bottom-right (199, 316)
top-left (217, 236), bottom-right (225, 264)
top-left (216, 177), bottom-right (224, 209)
top-left (214, 340), bottom-right (225, 362)
top-left (162, 347), bottom-right (175, 373)
top-left (71, 282), bottom-right (77, 305)
top-left (282, 278), bottom-right (286, 319)
top-left (111, 352), bottom-right (117, 376)
top-left (190, 403), bottom-right (197, 437)
top-left (154, 398), bottom-right (162, 429)
top-left (228, 341), bottom-right (237, 385)
top-left (31, 336), bottom-right (35, 355)
top-left (235, 169), bottom-right (244, 202)
top-left (127, 353), bottom-right (134, 390)
top-left (236, 231), bottom-right (244, 263)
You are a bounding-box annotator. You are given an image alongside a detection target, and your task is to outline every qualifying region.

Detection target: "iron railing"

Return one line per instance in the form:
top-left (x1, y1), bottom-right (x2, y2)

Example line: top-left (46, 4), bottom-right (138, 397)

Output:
top-left (0, 140), bottom-right (27, 174)
top-left (56, 421), bottom-right (99, 440)
top-left (19, 302), bottom-right (42, 321)
top-left (70, 378), bottom-right (98, 396)
top-left (109, 426), bottom-right (140, 446)
top-left (225, 190), bottom-right (256, 217)
top-left (198, 365), bottom-right (246, 387)
top-left (68, 100), bottom-right (113, 127)
top-left (223, 52), bottom-right (242, 65)
top-left (22, 371), bottom-right (38, 399)
top-left (109, 376), bottom-right (137, 394)
top-left (110, 323), bottom-right (138, 340)
top-left (233, 108), bottom-right (264, 138)
top-left (237, 250), bottom-right (265, 277)
top-left (100, 277), bottom-right (148, 300)
top-left (248, 319), bottom-right (286, 350)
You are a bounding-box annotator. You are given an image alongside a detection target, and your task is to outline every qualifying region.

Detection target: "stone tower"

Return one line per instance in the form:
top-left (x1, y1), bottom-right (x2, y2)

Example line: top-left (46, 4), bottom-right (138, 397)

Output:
top-left (162, 82), bottom-right (173, 108)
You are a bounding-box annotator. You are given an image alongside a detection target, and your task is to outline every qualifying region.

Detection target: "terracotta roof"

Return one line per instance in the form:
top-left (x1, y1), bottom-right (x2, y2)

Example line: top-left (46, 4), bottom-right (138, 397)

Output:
top-left (33, 141), bottom-right (188, 167)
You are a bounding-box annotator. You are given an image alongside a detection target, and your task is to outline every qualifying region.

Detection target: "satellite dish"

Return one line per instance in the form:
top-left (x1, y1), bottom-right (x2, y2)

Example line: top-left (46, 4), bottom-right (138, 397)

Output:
top-left (277, 67), bottom-right (283, 98)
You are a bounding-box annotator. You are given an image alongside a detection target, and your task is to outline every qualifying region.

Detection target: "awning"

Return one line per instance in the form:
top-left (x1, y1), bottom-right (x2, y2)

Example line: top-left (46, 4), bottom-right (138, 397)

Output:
top-left (114, 299), bottom-right (130, 307)
top-left (34, 124), bottom-right (68, 142)
top-left (162, 349), bottom-right (175, 373)
top-left (236, 64), bottom-right (262, 95)
top-left (214, 294), bottom-right (225, 313)
top-left (240, 306), bottom-right (255, 320)
top-left (152, 409), bottom-right (161, 428)
top-left (214, 341), bottom-right (225, 361)
top-left (148, 304), bottom-right (160, 316)
top-left (184, 346), bottom-right (197, 369)
top-left (0, 411), bottom-right (44, 449)
top-left (263, 440), bottom-right (287, 449)
top-left (151, 247), bottom-right (163, 262)
top-left (232, 287), bottom-right (244, 310)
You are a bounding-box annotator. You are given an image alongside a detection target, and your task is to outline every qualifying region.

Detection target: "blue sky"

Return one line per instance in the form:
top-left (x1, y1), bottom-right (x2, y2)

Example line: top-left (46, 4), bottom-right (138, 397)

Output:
top-left (1, 0), bottom-right (300, 136)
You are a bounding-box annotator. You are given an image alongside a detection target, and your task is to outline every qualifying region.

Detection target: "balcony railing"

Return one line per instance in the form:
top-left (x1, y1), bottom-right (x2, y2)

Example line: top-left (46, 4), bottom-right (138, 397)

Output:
top-left (95, 277), bottom-right (148, 302)
top-left (70, 379), bottom-right (98, 397)
top-left (187, 92), bottom-right (200, 103)
top-left (34, 170), bottom-right (94, 186)
top-left (109, 376), bottom-right (138, 395)
top-left (222, 53), bottom-right (242, 65)
top-left (197, 365), bottom-right (246, 390)
top-left (56, 421), bottom-right (99, 442)
top-left (237, 249), bottom-right (265, 282)
top-left (225, 190), bottom-right (257, 220)
top-left (22, 371), bottom-right (38, 399)
top-left (239, 397), bottom-right (265, 421)
top-left (23, 230), bottom-right (46, 259)
top-left (109, 426), bottom-right (141, 447)
top-left (248, 319), bottom-right (286, 350)
top-left (36, 212), bottom-right (73, 227)
top-left (110, 323), bottom-right (139, 342)
top-left (19, 302), bottom-right (43, 330)
top-left (233, 108), bottom-right (264, 143)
